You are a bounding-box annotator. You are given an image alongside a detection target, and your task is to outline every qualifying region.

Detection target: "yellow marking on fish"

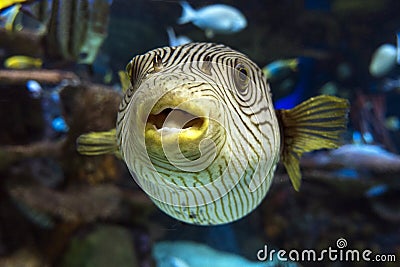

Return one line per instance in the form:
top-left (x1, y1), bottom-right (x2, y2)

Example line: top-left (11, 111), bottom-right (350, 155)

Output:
top-left (0, 0), bottom-right (30, 11)
top-left (4, 55), bottom-right (43, 69)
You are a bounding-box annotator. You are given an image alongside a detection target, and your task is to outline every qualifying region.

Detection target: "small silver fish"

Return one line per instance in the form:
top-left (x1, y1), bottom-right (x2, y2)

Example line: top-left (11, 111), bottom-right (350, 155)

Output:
top-left (178, 1), bottom-right (247, 38)
top-left (77, 43), bottom-right (349, 225)
top-left (369, 44), bottom-right (397, 78)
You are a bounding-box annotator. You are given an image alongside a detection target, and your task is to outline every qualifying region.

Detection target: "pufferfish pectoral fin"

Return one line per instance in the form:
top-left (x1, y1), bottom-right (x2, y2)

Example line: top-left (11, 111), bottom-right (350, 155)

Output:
top-left (276, 95), bottom-right (349, 191)
top-left (76, 129), bottom-right (121, 158)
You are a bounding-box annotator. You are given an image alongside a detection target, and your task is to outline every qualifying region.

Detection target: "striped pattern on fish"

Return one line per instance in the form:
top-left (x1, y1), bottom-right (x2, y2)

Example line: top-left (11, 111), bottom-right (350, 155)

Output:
top-left (118, 43), bottom-right (279, 224)
top-left (77, 42), bottom-right (349, 225)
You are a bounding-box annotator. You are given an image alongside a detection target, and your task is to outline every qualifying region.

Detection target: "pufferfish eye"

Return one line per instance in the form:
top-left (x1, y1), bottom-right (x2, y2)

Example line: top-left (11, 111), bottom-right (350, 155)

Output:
top-left (234, 61), bottom-right (250, 91)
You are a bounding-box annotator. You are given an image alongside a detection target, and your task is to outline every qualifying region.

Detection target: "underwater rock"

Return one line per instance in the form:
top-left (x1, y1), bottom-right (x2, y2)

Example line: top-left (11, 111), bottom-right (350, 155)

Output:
top-left (58, 82), bottom-right (122, 184)
top-left (0, 139), bottom-right (65, 171)
top-left (0, 248), bottom-right (48, 267)
top-left (0, 27), bottom-right (44, 57)
top-left (11, 157), bottom-right (64, 188)
top-left (8, 184), bottom-right (154, 224)
top-left (61, 224), bottom-right (138, 267)
top-left (11, 199), bottom-right (55, 229)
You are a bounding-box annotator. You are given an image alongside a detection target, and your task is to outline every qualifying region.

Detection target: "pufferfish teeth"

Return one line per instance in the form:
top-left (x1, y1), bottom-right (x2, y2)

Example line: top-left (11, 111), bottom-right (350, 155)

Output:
top-left (156, 127), bottom-right (182, 134)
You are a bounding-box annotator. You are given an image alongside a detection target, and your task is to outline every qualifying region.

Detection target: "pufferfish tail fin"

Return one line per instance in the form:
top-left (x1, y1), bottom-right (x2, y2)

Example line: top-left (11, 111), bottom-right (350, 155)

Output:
top-left (76, 129), bottom-right (121, 158)
top-left (276, 95), bottom-right (349, 191)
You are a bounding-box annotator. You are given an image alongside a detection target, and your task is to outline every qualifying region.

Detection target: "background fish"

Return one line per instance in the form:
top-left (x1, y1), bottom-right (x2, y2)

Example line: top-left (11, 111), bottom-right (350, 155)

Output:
top-left (4, 55), bottom-right (42, 69)
top-left (369, 44), bottom-right (397, 78)
top-left (177, 1), bottom-right (247, 38)
top-left (262, 58), bottom-right (298, 82)
top-left (77, 43), bottom-right (349, 225)
top-left (153, 241), bottom-right (297, 267)
top-left (166, 26), bottom-right (192, 47)
top-left (1, 0), bottom-right (112, 64)
top-left (0, 0), bottom-right (34, 11)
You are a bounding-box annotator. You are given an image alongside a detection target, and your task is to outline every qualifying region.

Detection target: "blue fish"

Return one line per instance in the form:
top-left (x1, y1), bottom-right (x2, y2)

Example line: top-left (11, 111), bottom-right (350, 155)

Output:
top-left (263, 58), bottom-right (298, 82)
top-left (167, 27), bottom-right (192, 47)
top-left (365, 184), bottom-right (389, 198)
top-left (274, 57), bottom-right (314, 109)
top-left (153, 241), bottom-right (297, 267)
top-left (178, 1), bottom-right (247, 38)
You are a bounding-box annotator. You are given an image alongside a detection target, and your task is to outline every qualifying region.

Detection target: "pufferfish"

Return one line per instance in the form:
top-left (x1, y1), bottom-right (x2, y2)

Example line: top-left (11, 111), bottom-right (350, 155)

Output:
top-left (77, 42), bottom-right (349, 225)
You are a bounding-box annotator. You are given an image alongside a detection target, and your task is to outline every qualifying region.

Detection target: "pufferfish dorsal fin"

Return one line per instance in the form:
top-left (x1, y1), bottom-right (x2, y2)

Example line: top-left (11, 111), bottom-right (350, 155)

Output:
top-left (76, 129), bottom-right (121, 158)
top-left (276, 95), bottom-right (349, 191)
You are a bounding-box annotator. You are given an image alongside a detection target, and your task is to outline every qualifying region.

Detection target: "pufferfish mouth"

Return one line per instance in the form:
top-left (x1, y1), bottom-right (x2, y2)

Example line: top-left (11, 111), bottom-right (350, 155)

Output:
top-left (147, 108), bottom-right (205, 134)
top-left (144, 93), bottom-right (210, 144)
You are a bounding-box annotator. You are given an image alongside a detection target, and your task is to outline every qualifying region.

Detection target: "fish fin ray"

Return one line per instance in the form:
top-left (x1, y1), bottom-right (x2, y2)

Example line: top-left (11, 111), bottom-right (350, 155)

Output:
top-left (277, 95), bottom-right (349, 191)
top-left (76, 129), bottom-right (121, 158)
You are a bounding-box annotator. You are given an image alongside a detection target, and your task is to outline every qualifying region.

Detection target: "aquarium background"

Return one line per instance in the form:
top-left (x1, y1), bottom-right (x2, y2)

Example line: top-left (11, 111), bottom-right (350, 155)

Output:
top-left (0, 0), bottom-right (400, 266)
